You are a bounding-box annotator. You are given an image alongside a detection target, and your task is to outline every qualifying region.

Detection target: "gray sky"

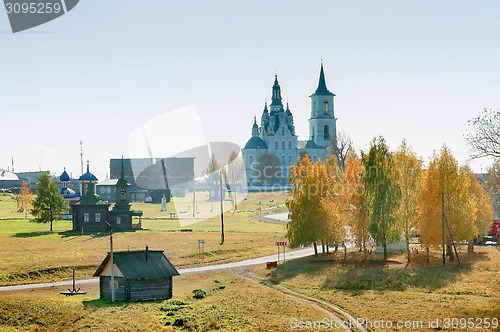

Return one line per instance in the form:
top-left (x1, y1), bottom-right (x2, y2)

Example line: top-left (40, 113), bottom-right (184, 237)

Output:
top-left (1, 1), bottom-right (499, 179)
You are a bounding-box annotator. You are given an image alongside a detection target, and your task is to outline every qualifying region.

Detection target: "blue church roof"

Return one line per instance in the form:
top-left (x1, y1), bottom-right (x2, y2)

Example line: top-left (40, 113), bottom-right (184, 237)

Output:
top-left (78, 162), bottom-right (98, 182)
top-left (244, 137), bottom-right (268, 149)
top-left (59, 169), bottom-right (70, 182)
top-left (305, 140), bottom-right (323, 149)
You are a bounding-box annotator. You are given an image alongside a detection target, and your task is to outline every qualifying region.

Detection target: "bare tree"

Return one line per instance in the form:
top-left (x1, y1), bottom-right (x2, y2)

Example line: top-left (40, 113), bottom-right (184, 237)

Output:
top-left (466, 108), bottom-right (500, 159)
top-left (484, 159), bottom-right (500, 219)
top-left (334, 131), bottom-right (352, 171)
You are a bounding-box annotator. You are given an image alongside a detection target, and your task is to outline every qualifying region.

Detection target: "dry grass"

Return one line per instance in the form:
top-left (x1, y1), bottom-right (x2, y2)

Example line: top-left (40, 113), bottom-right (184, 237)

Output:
top-left (0, 272), bottom-right (328, 331)
top-left (0, 192), bottom-right (289, 286)
top-left (261, 246), bottom-right (500, 331)
top-left (0, 230), bottom-right (288, 286)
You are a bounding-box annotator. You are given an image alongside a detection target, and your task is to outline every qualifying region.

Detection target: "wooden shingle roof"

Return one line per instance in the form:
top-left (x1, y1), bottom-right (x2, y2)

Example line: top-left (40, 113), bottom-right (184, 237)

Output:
top-left (93, 250), bottom-right (179, 279)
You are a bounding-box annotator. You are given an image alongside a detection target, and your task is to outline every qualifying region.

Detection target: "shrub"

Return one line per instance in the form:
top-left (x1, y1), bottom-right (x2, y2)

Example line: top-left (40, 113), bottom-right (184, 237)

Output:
top-left (192, 289), bottom-right (206, 299)
top-left (160, 299), bottom-right (192, 313)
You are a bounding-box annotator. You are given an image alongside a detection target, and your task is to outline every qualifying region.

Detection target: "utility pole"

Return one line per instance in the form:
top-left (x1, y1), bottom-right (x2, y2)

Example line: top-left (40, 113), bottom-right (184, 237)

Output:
top-left (192, 189), bottom-right (196, 218)
top-left (220, 169), bottom-right (224, 245)
top-left (105, 221), bottom-right (115, 302)
top-left (80, 141), bottom-right (84, 175)
top-left (441, 193), bottom-right (445, 267)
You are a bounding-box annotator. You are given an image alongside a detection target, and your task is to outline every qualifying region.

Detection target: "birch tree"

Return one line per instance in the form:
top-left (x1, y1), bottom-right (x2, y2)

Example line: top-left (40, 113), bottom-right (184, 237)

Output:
top-left (394, 140), bottom-right (423, 263)
top-left (362, 137), bottom-right (401, 261)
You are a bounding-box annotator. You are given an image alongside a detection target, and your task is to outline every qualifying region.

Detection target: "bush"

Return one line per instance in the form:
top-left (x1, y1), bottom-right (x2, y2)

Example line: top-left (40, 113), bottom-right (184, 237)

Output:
top-left (160, 299), bottom-right (192, 313)
top-left (192, 289), bottom-right (206, 299)
top-left (173, 315), bottom-right (196, 327)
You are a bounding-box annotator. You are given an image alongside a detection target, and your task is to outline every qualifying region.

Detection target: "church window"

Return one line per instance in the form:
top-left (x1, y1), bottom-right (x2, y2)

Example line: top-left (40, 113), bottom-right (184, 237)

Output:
top-left (312, 155), bottom-right (317, 162)
top-left (249, 155), bottom-right (254, 164)
top-left (312, 126), bottom-right (315, 140)
top-left (281, 127), bottom-right (285, 136)
top-left (324, 125), bottom-right (330, 139)
top-left (288, 155), bottom-right (292, 165)
top-left (84, 213), bottom-right (89, 223)
top-left (116, 217), bottom-right (121, 225)
top-left (313, 102), bottom-right (316, 116)
top-left (95, 213), bottom-right (101, 223)
top-left (281, 155), bottom-right (285, 166)
top-left (282, 141), bottom-right (285, 150)
top-left (288, 140), bottom-right (292, 150)
top-left (323, 101), bottom-right (329, 114)
top-left (275, 141), bottom-right (278, 150)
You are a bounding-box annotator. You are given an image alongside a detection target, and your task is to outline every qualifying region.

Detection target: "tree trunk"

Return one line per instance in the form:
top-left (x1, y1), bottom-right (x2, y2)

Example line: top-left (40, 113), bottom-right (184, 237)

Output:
top-left (321, 243), bottom-right (325, 253)
top-left (383, 244), bottom-right (387, 261)
top-left (406, 239), bottom-right (411, 263)
top-left (343, 243), bottom-right (347, 264)
top-left (326, 245), bottom-right (329, 253)
top-left (426, 246), bottom-right (430, 263)
top-left (447, 242), bottom-right (455, 261)
top-left (50, 211), bottom-right (53, 232)
top-left (313, 242), bottom-right (318, 257)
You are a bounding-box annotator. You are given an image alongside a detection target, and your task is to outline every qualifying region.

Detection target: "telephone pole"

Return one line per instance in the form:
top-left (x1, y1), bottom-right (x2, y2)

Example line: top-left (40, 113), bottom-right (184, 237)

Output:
top-left (441, 193), bottom-right (445, 266)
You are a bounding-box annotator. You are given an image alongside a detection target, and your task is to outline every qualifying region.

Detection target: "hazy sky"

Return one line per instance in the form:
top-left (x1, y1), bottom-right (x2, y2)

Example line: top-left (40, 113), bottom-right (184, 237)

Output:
top-left (1, 1), bottom-right (499, 180)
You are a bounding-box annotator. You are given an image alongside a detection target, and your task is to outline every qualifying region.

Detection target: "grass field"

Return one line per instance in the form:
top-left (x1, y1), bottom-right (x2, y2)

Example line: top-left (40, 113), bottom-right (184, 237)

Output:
top-left (259, 246), bottom-right (500, 331)
top-left (0, 192), bottom-right (288, 286)
top-left (1, 192), bottom-right (499, 331)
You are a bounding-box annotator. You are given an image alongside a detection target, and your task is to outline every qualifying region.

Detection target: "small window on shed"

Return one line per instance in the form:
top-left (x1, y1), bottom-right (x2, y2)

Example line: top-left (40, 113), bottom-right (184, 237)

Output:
top-left (84, 213), bottom-right (89, 223)
top-left (116, 217), bottom-right (121, 225)
top-left (95, 213), bottom-right (101, 223)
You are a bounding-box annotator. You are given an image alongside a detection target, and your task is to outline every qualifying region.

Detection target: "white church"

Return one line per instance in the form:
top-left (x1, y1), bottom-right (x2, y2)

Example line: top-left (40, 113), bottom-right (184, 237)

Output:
top-left (242, 63), bottom-right (338, 188)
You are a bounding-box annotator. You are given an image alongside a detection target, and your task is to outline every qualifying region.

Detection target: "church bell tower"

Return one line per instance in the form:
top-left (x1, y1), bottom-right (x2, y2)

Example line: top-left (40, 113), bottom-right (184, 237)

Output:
top-left (308, 63), bottom-right (337, 148)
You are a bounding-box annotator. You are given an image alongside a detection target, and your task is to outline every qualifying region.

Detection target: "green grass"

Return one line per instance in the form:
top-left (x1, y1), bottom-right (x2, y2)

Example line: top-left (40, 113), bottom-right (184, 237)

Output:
top-left (0, 193), bottom-right (25, 220)
top-left (0, 192), bottom-right (289, 286)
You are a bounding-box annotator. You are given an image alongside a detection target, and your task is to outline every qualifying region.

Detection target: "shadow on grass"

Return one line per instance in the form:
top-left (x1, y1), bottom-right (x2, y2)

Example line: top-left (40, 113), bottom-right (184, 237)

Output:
top-left (13, 229), bottom-right (137, 239)
top-left (82, 298), bottom-right (163, 308)
top-left (269, 251), bottom-right (488, 293)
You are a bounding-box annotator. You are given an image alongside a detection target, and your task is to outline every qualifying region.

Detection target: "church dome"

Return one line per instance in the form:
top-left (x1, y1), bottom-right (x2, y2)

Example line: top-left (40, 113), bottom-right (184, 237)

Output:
top-left (59, 169), bottom-right (70, 182)
top-left (78, 162), bottom-right (98, 182)
top-left (244, 137), bottom-right (268, 149)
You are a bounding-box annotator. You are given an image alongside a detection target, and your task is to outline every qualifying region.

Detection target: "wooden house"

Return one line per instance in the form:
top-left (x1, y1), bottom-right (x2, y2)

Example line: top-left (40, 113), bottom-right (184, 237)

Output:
top-left (93, 248), bottom-right (179, 301)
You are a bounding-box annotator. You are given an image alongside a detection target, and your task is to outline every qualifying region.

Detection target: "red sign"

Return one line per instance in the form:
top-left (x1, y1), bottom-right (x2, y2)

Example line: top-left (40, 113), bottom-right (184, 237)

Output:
top-left (493, 221), bottom-right (500, 236)
top-left (276, 241), bottom-right (287, 246)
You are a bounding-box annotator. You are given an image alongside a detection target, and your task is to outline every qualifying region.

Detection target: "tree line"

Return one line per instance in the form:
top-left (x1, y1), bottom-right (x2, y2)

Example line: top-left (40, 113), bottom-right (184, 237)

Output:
top-left (286, 137), bottom-right (493, 262)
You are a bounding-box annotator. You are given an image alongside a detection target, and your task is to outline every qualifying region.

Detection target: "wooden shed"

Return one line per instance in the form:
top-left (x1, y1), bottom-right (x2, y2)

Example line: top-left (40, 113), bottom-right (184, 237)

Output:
top-left (93, 248), bottom-right (179, 301)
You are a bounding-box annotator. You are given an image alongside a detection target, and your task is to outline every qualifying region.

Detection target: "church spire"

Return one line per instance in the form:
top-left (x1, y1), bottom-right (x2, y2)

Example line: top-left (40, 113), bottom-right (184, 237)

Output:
top-left (313, 63), bottom-right (335, 96)
top-left (270, 74), bottom-right (283, 108)
top-left (120, 155), bottom-right (125, 180)
top-left (251, 116), bottom-right (259, 137)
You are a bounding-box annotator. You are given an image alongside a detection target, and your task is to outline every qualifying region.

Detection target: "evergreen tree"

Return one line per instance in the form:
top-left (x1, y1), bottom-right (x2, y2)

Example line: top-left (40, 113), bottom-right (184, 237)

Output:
top-left (31, 173), bottom-right (66, 232)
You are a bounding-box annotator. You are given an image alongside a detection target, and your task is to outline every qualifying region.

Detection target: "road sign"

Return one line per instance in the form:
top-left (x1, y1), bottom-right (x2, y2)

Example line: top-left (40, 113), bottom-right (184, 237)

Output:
top-left (275, 241), bottom-right (287, 246)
